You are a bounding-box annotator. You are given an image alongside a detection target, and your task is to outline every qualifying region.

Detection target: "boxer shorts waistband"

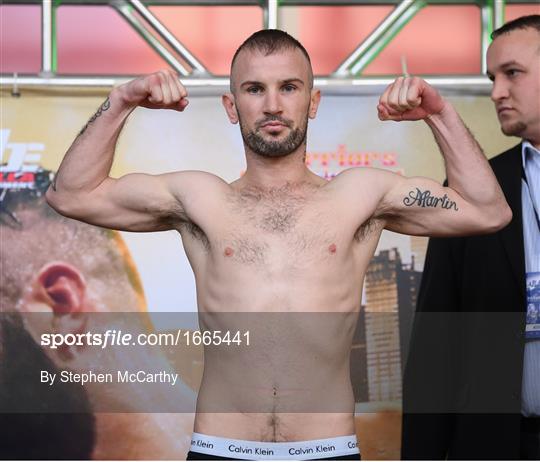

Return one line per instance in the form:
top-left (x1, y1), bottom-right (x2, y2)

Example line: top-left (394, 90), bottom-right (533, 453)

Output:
top-left (190, 432), bottom-right (360, 460)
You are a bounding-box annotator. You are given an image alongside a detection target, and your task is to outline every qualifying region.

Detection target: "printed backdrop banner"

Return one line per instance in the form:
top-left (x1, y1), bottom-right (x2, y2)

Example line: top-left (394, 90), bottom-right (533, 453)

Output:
top-left (1, 90), bottom-right (519, 459)
top-left (2, 92), bottom-right (518, 317)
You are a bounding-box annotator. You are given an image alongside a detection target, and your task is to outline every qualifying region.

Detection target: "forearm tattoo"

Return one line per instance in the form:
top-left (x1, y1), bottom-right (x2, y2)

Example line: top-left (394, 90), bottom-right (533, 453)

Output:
top-left (78, 97), bottom-right (111, 136)
top-left (52, 97), bottom-right (111, 192)
top-left (403, 188), bottom-right (458, 211)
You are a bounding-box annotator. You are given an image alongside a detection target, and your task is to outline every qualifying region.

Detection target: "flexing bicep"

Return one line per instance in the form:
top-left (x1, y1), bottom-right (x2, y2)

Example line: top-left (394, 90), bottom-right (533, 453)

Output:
top-left (47, 170), bottom-right (215, 232)
top-left (82, 172), bottom-right (185, 231)
top-left (374, 171), bottom-right (502, 237)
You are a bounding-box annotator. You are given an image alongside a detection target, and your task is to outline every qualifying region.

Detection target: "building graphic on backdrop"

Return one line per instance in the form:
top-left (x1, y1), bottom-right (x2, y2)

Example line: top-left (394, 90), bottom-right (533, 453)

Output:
top-left (362, 246), bottom-right (422, 403)
top-left (350, 305), bottom-right (368, 403)
top-left (410, 235), bottom-right (428, 273)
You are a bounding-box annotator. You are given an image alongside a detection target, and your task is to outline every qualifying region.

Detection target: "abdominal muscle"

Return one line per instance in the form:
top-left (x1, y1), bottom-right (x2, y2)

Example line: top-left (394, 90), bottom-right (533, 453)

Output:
top-left (192, 290), bottom-right (361, 442)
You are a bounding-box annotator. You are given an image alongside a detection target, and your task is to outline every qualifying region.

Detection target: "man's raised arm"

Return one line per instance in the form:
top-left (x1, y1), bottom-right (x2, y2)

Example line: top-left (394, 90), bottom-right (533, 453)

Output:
top-left (371, 76), bottom-right (512, 237)
top-left (46, 69), bottom-right (210, 232)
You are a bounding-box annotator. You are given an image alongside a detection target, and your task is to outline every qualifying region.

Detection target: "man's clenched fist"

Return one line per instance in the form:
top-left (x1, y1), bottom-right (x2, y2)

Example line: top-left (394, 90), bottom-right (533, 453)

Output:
top-left (377, 76), bottom-right (446, 121)
top-left (116, 69), bottom-right (189, 111)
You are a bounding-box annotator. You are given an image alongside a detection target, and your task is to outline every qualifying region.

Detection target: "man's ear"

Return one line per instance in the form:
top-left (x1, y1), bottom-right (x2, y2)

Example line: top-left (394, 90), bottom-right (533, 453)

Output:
top-left (308, 88), bottom-right (321, 119)
top-left (222, 93), bottom-right (239, 124)
top-left (19, 262), bottom-right (95, 359)
top-left (18, 261), bottom-right (96, 360)
top-left (32, 262), bottom-right (87, 315)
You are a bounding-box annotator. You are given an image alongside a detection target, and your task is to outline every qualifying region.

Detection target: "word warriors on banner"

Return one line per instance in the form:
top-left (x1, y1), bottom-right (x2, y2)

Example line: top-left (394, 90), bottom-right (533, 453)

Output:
top-left (306, 145), bottom-right (401, 180)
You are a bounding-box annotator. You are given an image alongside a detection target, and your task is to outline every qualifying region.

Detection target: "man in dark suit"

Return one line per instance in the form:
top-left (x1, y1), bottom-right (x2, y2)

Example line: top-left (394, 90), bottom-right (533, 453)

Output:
top-left (401, 15), bottom-right (540, 460)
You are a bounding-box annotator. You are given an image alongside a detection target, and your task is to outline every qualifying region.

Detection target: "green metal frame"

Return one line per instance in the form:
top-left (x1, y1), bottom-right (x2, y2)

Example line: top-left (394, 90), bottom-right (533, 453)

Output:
top-left (2, 0), bottom-right (536, 93)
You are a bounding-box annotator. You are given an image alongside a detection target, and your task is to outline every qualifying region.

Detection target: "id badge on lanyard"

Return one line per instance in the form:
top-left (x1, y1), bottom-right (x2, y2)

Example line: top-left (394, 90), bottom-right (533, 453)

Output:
top-left (526, 272), bottom-right (540, 339)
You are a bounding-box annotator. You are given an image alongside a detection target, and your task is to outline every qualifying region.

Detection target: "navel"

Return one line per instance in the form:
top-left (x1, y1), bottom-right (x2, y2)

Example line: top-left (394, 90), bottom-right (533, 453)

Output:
top-left (328, 243), bottom-right (337, 254)
top-left (224, 246), bottom-right (234, 257)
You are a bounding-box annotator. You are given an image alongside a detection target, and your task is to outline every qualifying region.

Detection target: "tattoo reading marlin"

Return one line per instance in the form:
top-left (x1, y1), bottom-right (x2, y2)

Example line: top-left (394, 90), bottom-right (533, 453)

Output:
top-left (403, 188), bottom-right (458, 211)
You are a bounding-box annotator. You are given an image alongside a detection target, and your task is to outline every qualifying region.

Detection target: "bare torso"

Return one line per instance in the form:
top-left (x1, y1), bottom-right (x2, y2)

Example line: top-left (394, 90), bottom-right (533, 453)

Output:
top-left (175, 169), bottom-right (384, 442)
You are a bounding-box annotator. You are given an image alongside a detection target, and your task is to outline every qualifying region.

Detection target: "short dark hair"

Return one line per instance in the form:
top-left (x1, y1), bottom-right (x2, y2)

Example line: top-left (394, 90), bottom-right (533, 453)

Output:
top-left (230, 29), bottom-right (314, 92)
top-left (491, 14), bottom-right (540, 40)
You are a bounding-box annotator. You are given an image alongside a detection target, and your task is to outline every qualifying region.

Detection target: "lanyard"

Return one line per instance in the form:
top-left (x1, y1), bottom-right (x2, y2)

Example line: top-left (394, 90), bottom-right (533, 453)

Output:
top-left (522, 165), bottom-right (540, 234)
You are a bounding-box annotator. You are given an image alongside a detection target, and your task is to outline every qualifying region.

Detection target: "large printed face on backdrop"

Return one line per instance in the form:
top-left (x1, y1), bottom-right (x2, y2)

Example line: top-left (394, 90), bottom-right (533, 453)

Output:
top-left (1, 192), bottom-right (196, 458)
top-left (487, 27), bottom-right (540, 145)
top-left (223, 48), bottom-right (321, 158)
top-left (0, 193), bottom-right (141, 457)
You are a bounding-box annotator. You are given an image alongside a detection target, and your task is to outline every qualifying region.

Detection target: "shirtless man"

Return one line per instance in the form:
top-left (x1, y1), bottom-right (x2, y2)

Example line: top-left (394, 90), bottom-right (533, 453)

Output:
top-left (46, 30), bottom-right (511, 461)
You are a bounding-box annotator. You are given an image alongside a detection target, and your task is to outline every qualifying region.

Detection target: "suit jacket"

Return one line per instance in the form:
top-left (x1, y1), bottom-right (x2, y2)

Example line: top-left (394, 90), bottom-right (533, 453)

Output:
top-left (401, 143), bottom-right (527, 460)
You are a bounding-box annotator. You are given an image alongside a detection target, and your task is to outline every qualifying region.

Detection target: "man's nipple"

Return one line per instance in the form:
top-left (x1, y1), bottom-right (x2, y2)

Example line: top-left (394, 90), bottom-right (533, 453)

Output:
top-left (224, 247), bottom-right (234, 257)
top-left (328, 243), bottom-right (337, 254)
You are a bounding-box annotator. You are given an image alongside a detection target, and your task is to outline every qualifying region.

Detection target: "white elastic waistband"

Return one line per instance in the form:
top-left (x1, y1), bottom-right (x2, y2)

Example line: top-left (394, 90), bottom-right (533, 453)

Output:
top-left (190, 432), bottom-right (359, 460)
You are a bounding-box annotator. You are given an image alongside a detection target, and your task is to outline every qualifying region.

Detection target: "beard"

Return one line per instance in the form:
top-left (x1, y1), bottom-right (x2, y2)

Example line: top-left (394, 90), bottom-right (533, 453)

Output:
top-left (500, 119), bottom-right (527, 137)
top-left (239, 113), bottom-right (308, 158)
